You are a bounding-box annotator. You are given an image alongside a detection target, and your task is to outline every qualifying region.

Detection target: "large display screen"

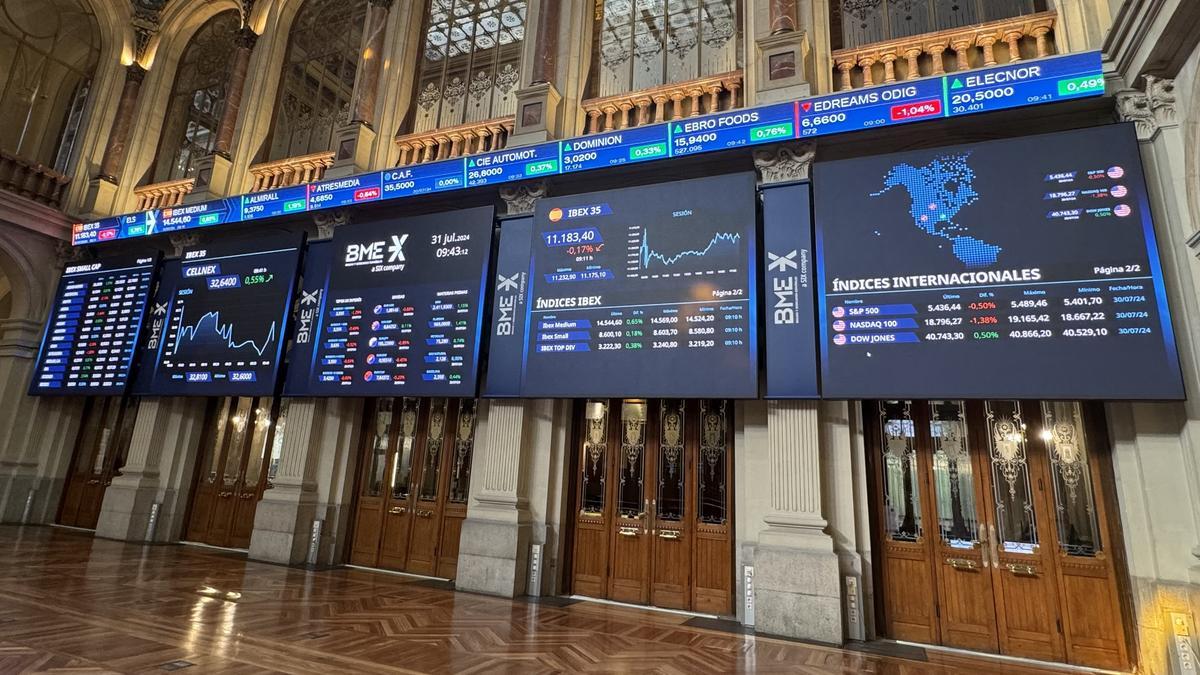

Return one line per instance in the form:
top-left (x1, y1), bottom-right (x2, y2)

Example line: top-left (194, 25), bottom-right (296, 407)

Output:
top-left (517, 173), bottom-right (758, 398)
top-left (134, 234), bottom-right (304, 396)
top-left (282, 240), bottom-right (332, 395)
top-left (815, 124), bottom-right (1184, 399)
top-left (29, 254), bottom-right (159, 395)
top-left (290, 207), bottom-right (494, 396)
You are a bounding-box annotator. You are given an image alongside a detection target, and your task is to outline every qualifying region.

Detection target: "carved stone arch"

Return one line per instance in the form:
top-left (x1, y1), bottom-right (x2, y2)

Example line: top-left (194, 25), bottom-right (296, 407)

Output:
top-left (0, 228), bottom-right (58, 325)
top-left (113, 0), bottom-right (241, 197)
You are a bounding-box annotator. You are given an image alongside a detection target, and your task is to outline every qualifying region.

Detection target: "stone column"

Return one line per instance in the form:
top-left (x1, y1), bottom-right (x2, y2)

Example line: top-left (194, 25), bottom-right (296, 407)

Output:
top-left (97, 64), bottom-right (146, 182)
top-left (509, 0), bottom-right (565, 144)
top-left (249, 399), bottom-right (322, 565)
top-left (327, 0), bottom-right (391, 177)
top-left (753, 401), bottom-right (844, 643)
top-left (1112, 76), bottom-right (1200, 673)
top-left (754, 0), bottom-right (811, 103)
top-left (456, 400), bottom-right (534, 596)
top-left (95, 397), bottom-right (206, 542)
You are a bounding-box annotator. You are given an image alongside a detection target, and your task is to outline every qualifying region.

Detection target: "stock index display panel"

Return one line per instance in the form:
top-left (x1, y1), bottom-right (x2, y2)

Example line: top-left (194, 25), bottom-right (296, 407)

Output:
top-left (519, 174), bottom-right (758, 398)
top-left (29, 254), bottom-right (158, 395)
top-left (815, 124), bottom-right (1184, 400)
top-left (135, 234), bottom-right (304, 396)
top-left (291, 207), bottom-right (494, 396)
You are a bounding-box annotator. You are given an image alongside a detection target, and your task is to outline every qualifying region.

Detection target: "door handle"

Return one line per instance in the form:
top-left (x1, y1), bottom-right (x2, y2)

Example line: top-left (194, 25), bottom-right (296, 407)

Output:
top-left (978, 530), bottom-right (990, 568)
top-left (416, 509), bottom-right (434, 518)
top-left (946, 557), bottom-right (979, 571)
top-left (389, 506), bottom-right (407, 515)
top-left (618, 526), bottom-right (640, 537)
top-left (86, 478), bottom-right (101, 485)
top-left (1006, 563), bottom-right (1037, 577)
top-left (658, 530), bottom-right (680, 540)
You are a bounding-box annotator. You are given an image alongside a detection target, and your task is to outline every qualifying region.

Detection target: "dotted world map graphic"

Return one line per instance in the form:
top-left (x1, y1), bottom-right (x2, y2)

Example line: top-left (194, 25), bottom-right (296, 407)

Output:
top-left (871, 153), bottom-right (1002, 267)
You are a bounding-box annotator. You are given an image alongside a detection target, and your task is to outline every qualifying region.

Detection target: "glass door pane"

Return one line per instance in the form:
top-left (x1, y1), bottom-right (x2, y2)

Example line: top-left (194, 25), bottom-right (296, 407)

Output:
top-left (617, 400), bottom-right (648, 518)
top-left (222, 398), bottom-right (254, 488)
top-left (1039, 402), bottom-right (1101, 557)
top-left (391, 398), bottom-right (421, 500)
top-left (697, 400), bottom-right (728, 524)
top-left (657, 400), bottom-right (685, 522)
top-left (418, 399), bottom-right (449, 500)
top-left (983, 400), bottom-right (1038, 554)
top-left (242, 400), bottom-right (273, 490)
top-left (581, 400), bottom-right (609, 514)
top-left (448, 400), bottom-right (477, 503)
top-left (364, 399), bottom-right (394, 496)
top-left (205, 398), bottom-right (232, 483)
top-left (879, 400), bottom-right (922, 542)
top-left (929, 400), bottom-right (979, 549)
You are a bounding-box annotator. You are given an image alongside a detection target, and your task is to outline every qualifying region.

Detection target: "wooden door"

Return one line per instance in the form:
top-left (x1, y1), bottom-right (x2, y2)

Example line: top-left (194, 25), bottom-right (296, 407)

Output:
top-left (378, 398), bottom-right (421, 570)
top-left (349, 398), bottom-right (396, 567)
top-left (405, 398), bottom-right (451, 576)
top-left (437, 400), bottom-right (478, 579)
top-left (870, 400), bottom-right (941, 644)
top-left (58, 397), bottom-right (138, 529)
top-left (348, 398), bottom-right (479, 578)
top-left (186, 397), bottom-right (276, 549)
top-left (650, 399), bottom-right (690, 610)
top-left (1027, 401), bottom-right (1129, 670)
top-left (974, 400), bottom-right (1064, 663)
top-left (869, 400), bottom-right (1132, 671)
top-left (570, 399), bottom-right (733, 615)
top-left (186, 397), bottom-right (235, 543)
top-left (607, 399), bottom-right (654, 605)
top-left (923, 400), bottom-right (998, 653)
top-left (570, 400), bottom-right (612, 599)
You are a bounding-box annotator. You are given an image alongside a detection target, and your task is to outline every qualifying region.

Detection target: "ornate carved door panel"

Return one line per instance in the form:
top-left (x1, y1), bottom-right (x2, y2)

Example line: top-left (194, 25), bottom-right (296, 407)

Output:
top-left (570, 399), bottom-right (733, 615)
top-left (349, 398), bottom-right (478, 579)
top-left (58, 397), bottom-right (138, 529)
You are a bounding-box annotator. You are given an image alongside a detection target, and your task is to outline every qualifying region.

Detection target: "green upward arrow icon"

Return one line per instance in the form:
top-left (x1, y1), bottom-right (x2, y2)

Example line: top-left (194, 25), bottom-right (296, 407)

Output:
top-left (674, 124), bottom-right (683, 133)
top-left (950, 79), bottom-right (964, 90)
top-left (468, 159), bottom-right (475, 167)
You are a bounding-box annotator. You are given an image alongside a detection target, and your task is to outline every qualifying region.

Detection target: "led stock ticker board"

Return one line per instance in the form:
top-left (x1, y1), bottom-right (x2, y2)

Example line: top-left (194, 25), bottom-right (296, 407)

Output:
top-left (506, 174), bottom-right (759, 399)
top-left (134, 234), bottom-right (304, 396)
top-left (814, 124), bottom-right (1184, 400)
top-left (29, 254), bottom-right (159, 395)
top-left (73, 51), bottom-right (1105, 246)
top-left (287, 207), bottom-right (494, 397)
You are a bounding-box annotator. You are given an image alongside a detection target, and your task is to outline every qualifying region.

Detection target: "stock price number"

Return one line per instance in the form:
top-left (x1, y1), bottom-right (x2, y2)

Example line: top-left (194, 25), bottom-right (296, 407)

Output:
top-left (1061, 312), bottom-right (1106, 322)
top-left (1063, 327), bottom-right (1109, 338)
top-left (951, 86), bottom-right (1014, 110)
top-left (1009, 329), bottom-right (1053, 339)
top-left (673, 132), bottom-right (717, 155)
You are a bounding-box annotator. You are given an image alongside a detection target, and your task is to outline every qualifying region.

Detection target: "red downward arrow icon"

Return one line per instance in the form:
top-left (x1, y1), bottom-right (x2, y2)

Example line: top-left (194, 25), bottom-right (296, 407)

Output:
top-left (801, 102), bottom-right (812, 112)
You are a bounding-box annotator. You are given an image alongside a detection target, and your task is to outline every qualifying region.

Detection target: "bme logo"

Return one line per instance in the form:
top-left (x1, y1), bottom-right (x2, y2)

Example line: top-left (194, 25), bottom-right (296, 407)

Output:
top-left (345, 234), bottom-right (409, 265)
top-left (495, 273), bottom-right (523, 336)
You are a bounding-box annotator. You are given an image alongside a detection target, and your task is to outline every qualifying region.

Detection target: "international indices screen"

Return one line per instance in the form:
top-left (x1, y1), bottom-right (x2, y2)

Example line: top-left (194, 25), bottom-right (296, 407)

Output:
top-left (134, 234), bottom-right (304, 396)
top-left (814, 123), bottom-right (1184, 400)
top-left (518, 173), bottom-right (759, 398)
top-left (29, 254), bottom-right (158, 395)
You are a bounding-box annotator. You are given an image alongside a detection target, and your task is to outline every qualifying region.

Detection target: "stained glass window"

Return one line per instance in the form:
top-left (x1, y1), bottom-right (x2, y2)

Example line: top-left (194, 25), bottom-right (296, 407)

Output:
top-left (984, 400), bottom-right (1038, 554)
top-left (150, 11), bottom-right (238, 182)
top-left (1040, 402), bottom-right (1102, 557)
top-left (410, 0), bottom-right (526, 133)
top-left (580, 400), bottom-right (609, 513)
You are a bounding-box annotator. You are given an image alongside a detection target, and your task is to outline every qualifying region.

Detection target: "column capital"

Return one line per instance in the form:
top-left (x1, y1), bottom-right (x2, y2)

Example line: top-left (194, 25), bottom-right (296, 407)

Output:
top-left (499, 180), bottom-right (548, 215)
top-left (312, 207), bottom-right (350, 239)
top-left (235, 25), bottom-right (259, 50)
top-left (1116, 75), bottom-right (1175, 141)
top-left (753, 142), bottom-right (815, 185)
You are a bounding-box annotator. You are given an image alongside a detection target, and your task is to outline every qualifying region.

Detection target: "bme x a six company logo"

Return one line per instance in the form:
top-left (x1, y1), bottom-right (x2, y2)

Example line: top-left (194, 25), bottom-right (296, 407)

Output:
top-left (768, 248), bottom-right (808, 327)
top-left (344, 234), bottom-right (409, 272)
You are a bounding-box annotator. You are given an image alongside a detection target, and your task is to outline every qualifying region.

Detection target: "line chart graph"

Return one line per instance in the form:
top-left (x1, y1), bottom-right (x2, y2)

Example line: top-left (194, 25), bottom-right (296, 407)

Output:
top-left (170, 308), bottom-right (278, 358)
top-left (626, 225), bottom-right (742, 279)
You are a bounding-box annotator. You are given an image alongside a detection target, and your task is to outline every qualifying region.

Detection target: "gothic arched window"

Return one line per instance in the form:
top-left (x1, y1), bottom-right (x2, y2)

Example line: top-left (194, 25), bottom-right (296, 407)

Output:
top-left (408, 0), bottom-right (527, 134)
top-left (150, 10), bottom-right (239, 183)
top-left (267, 0), bottom-right (368, 160)
top-left (591, 0), bottom-right (740, 99)
top-left (831, 0), bottom-right (1048, 51)
top-left (0, 0), bottom-right (100, 173)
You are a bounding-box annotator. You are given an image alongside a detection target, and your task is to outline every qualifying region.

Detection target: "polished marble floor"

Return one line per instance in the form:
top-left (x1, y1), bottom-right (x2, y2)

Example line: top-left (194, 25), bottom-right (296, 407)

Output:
top-left (0, 526), bottom-right (1095, 674)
